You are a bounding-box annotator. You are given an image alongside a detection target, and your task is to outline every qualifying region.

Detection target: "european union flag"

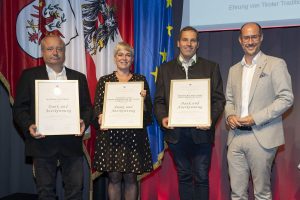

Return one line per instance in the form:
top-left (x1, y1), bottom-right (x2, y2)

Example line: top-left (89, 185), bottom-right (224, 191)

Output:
top-left (134, 0), bottom-right (174, 170)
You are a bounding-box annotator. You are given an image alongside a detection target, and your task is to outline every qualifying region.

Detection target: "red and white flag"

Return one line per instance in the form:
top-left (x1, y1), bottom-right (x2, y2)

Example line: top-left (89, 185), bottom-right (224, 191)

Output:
top-left (0, 0), bottom-right (133, 186)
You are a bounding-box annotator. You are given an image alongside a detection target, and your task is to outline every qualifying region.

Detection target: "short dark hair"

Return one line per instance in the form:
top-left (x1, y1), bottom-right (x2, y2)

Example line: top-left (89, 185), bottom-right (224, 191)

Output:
top-left (178, 26), bottom-right (199, 41)
top-left (240, 22), bottom-right (263, 36)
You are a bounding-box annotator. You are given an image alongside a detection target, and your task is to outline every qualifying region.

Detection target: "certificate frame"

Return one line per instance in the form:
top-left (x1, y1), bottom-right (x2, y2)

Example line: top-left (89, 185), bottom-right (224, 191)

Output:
top-left (101, 82), bottom-right (144, 129)
top-left (35, 80), bottom-right (80, 135)
top-left (168, 79), bottom-right (211, 127)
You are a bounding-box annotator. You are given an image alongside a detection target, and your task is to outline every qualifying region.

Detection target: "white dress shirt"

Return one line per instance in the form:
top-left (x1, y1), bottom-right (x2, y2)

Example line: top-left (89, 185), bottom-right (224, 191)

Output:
top-left (240, 51), bottom-right (261, 117)
top-left (46, 65), bottom-right (67, 80)
top-left (179, 54), bottom-right (196, 79)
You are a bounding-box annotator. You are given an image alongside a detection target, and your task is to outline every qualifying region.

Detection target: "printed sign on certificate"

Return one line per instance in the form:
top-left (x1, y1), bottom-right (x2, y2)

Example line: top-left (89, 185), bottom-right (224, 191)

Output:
top-left (102, 82), bottom-right (144, 129)
top-left (168, 79), bottom-right (211, 127)
top-left (35, 80), bottom-right (80, 135)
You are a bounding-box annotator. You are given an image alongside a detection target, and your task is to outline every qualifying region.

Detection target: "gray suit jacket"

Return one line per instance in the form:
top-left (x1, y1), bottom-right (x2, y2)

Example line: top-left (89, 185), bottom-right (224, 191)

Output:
top-left (225, 52), bottom-right (293, 149)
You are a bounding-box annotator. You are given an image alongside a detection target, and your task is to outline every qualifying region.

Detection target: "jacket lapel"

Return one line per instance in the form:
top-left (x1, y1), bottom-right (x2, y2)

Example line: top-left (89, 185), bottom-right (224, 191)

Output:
top-left (65, 67), bottom-right (74, 80)
top-left (236, 64), bottom-right (243, 115)
top-left (38, 66), bottom-right (49, 79)
top-left (248, 53), bottom-right (267, 104)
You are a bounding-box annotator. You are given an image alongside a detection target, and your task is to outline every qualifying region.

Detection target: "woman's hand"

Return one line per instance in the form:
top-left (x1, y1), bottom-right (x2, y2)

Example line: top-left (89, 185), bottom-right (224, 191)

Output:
top-left (98, 114), bottom-right (108, 131)
top-left (98, 114), bottom-right (103, 125)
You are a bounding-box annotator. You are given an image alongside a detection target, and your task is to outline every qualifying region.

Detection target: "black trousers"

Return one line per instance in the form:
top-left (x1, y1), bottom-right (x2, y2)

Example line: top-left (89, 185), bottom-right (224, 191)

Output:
top-left (33, 154), bottom-right (83, 200)
top-left (168, 128), bottom-right (212, 200)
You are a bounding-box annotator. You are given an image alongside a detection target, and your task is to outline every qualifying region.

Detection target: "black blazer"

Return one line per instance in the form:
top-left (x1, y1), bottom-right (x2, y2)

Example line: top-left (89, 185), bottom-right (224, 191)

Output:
top-left (154, 57), bottom-right (225, 144)
top-left (13, 66), bottom-right (92, 157)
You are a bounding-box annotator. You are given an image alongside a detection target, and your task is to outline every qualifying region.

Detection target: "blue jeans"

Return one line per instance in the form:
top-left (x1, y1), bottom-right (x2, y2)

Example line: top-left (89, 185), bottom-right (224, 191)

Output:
top-left (168, 129), bottom-right (212, 200)
top-left (33, 155), bottom-right (83, 200)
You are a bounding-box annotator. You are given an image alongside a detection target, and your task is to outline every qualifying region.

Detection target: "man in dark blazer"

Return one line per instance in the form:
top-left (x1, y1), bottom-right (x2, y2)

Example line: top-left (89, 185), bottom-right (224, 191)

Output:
top-left (154, 26), bottom-right (225, 200)
top-left (13, 35), bottom-right (92, 200)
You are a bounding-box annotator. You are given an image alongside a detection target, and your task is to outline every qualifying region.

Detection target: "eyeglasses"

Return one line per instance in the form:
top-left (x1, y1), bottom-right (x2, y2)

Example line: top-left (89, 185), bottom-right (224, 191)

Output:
top-left (241, 34), bottom-right (261, 42)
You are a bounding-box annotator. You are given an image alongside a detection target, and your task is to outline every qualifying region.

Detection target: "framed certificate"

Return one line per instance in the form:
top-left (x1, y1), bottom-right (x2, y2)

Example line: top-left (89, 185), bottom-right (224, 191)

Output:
top-left (102, 82), bottom-right (144, 129)
top-left (168, 79), bottom-right (211, 127)
top-left (35, 80), bottom-right (80, 135)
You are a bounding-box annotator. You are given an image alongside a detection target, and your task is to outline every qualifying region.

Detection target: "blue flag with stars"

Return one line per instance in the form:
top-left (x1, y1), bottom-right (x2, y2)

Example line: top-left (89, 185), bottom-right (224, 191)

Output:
top-left (134, 0), bottom-right (174, 170)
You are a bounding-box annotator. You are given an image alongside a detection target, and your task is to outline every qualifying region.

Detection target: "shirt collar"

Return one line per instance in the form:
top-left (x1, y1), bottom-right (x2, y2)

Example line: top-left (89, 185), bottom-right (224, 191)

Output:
top-left (241, 51), bottom-right (261, 67)
top-left (46, 65), bottom-right (66, 76)
top-left (179, 54), bottom-right (197, 66)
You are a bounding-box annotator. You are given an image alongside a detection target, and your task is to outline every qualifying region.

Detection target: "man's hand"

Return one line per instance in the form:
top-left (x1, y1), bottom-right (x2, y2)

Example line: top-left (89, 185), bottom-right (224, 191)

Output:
top-left (29, 124), bottom-right (45, 139)
top-left (238, 115), bottom-right (255, 126)
top-left (227, 115), bottom-right (241, 130)
top-left (162, 117), bottom-right (174, 129)
top-left (140, 90), bottom-right (147, 98)
top-left (75, 119), bottom-right (85, 136)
